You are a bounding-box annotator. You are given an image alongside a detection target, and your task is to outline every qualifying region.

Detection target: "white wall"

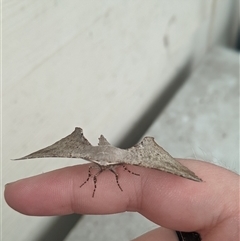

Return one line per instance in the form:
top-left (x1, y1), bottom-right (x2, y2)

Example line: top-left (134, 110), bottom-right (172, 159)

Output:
top-left (2, 0), bottom-right (238, 240)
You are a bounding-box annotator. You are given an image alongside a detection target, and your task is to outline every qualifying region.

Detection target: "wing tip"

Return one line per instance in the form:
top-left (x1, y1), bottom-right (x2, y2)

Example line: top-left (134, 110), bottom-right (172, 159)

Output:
top-left (11, 158), bottom-right (19, 161)
top-left (187, 174), bottom-right (203, 182)
top-left (11, 155), bottom-right (36, 161)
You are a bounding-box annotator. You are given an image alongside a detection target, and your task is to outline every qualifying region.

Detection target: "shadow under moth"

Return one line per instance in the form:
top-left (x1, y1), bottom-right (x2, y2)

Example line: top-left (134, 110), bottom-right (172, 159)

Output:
top-left (15, 127), bottom-right (202, 197)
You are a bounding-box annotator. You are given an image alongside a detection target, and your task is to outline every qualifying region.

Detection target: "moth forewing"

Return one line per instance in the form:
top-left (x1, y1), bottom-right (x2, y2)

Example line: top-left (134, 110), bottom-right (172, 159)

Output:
top-left (125, 136), bottom-right (202, 182)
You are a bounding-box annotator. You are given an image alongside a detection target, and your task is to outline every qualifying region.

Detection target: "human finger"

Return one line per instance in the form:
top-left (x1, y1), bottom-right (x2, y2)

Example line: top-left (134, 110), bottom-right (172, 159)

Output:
top-left (4, 160), bottom-right (238, 233)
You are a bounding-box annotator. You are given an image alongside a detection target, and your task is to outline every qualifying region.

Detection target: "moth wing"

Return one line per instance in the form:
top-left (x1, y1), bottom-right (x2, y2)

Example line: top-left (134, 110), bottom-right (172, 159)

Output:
top-left (98, 135), bottom-right (111, 146)
top-left (14, 127), bottom-right (92, 160)
top-left (127, 137), bottom-right (202, 182)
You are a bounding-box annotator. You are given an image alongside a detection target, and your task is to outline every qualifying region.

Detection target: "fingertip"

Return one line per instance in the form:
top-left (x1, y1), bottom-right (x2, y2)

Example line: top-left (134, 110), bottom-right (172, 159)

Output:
top-left (4, 180), bottom-right (25, 214)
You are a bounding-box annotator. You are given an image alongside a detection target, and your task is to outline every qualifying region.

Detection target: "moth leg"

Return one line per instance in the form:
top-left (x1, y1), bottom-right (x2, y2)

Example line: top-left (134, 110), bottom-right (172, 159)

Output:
top-left (80, 165), bottom-right (103, 197)
top-left (92, 169), bottom-right (103, 198)
top-left (122, 164), bottom-right (140, 176)
top-left (109, 167), bottom-right (123, 192)
top-left (80, 165), bottom-right (99, 188)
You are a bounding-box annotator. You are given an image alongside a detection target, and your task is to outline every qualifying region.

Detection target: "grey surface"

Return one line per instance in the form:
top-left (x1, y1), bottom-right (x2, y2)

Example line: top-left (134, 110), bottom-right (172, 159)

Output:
top-left (146, 47), bottom-right (239, 173)
top-left (64, 47), bottom-right (239, 241)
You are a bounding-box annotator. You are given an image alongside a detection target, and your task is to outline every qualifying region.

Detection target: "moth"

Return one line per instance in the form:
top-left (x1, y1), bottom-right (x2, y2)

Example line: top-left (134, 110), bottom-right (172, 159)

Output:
top-left (15, 127), bottom-right (202, 197)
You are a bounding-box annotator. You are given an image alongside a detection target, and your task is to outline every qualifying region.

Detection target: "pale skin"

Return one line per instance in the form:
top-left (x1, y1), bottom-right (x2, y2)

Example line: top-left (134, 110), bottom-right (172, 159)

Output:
top-left (4, 159), bottom-right (239, 240)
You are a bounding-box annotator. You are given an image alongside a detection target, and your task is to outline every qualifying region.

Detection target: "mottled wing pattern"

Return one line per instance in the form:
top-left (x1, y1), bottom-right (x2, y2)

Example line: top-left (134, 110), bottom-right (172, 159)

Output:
top-left (14, 127), bottom-right (202, 182)
top-left (126, 137), bottom-right (202, 182)
top-left (14, 127), bottom-right (92, 160)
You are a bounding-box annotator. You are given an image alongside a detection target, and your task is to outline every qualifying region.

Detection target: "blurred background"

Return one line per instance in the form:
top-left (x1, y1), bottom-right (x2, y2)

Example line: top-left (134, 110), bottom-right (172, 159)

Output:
top-left (2, 1), bottom-right (239, 240)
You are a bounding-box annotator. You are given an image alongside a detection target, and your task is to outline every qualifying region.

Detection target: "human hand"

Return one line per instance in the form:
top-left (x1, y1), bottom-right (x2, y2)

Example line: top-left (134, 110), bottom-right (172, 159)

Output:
top-left (4, 159), bottom-right (239, 240)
